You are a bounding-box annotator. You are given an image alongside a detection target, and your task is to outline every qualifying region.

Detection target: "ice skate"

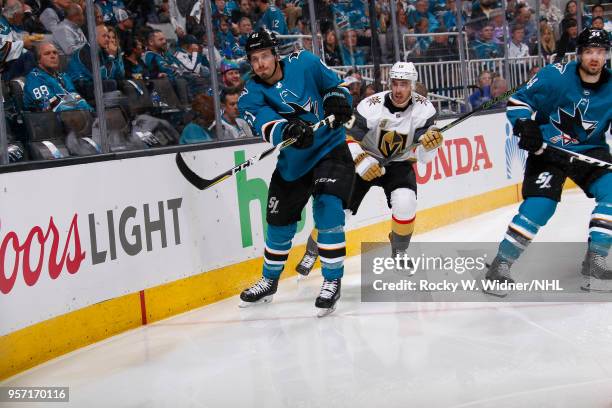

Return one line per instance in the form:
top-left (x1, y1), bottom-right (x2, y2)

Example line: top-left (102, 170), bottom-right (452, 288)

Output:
top-left (315, 279), bottom-right (341, 317)
top-left (580, 250), bottom-right (612, 293)
top-left (482, 257), bottom-right (514, 298)
top-left (296, 251), bottom-right (317, 280)
top-left (239, 277), bottom-right (278, 307)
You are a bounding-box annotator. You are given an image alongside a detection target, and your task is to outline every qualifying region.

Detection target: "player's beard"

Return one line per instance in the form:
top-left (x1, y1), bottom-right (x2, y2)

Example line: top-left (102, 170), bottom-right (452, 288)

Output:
top-left (579, 61), bottom-right (603, 77)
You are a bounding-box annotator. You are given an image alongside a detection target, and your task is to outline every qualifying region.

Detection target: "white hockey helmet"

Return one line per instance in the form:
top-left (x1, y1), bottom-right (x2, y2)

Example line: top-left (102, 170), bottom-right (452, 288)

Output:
top-left (389, 62), bottom-right (418, 82)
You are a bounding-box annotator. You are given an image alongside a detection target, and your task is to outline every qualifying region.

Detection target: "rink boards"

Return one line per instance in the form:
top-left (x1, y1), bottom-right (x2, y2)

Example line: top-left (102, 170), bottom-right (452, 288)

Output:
top-left (0, 111), bottom-right (528, 379)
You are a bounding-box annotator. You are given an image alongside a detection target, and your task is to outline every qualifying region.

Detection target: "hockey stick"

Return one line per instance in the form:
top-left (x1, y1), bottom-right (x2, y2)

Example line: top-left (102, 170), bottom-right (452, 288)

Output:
top-left (406, 80), bottom-right (528, 151)
top-left (542, 143), bottom-right (612, 170)
top-left (176, 115), bottom-right (336, 190)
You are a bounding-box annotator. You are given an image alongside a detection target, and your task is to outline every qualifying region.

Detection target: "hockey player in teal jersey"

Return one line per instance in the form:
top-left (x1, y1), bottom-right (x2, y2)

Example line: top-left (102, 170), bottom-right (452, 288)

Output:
top-left (238, 29), bottom-right (354, 316)
top-left (485, 28), bottom-right (612, 296)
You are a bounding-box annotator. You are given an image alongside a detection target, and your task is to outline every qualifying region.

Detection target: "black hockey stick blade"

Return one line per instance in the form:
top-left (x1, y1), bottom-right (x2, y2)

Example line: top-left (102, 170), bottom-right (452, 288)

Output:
top-left (176, 152), bottom-right (229, 190)
top-left (543, 143), bottom-right (612, 170)
top-left (176, 115), bottom-right (336, 191)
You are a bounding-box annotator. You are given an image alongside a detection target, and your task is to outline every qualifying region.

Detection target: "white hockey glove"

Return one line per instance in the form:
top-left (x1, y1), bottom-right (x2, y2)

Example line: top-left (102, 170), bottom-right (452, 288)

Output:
top-left (419, 126), bottom-right (443, 151)
top-left (355, 152), bottom-right (385, 181)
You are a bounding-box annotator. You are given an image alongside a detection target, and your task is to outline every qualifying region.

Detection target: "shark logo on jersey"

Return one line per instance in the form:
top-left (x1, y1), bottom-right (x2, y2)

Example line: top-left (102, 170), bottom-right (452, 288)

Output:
top-left (378, 129), bottom-right (408, 158)
top-left (278, 88), bottom-right (319, 122)
top-left (287, 50), bottom-right (304, 62)
top-left (550, 99), bottom-right (598, 146)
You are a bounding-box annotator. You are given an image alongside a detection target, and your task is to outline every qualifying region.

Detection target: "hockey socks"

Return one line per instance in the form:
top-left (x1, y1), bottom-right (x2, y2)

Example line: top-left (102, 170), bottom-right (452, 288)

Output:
top-left (497, 197), bottom-right (557, 263)
top-left (313, 194), bottom-right (346, 281)
top-left (263, 223), bottom-right (297, 280)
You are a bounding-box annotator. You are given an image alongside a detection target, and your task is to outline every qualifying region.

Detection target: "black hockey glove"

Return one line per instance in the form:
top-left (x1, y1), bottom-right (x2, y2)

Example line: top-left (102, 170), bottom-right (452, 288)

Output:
top-left (323, 88), bottom-right (353, 128)
top-left (283, 119), bottom-right (314, 149)
top-left (514, 119), bottom-right (543, 153)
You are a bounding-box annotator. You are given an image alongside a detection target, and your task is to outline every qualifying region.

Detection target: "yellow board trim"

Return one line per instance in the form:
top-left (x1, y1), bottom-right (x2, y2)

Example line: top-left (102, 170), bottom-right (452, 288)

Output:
top-left (0, 182), bottom-right (578, 380)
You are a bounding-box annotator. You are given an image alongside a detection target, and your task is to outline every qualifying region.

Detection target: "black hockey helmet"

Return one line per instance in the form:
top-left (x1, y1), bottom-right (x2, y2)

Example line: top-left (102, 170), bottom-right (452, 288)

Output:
top-left (245, 28), bottom-right (279, 56)
top-left (576, 28), bottom-right (610, 52)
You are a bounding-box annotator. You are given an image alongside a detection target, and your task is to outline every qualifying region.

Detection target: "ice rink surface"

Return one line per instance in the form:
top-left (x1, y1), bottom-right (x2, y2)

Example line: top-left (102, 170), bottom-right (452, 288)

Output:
top-left (3, 189), bottom-right (612, 408)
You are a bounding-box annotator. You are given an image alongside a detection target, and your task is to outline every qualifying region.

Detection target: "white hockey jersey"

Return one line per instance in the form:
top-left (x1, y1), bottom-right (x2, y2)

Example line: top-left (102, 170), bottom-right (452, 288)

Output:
top-left (346, 90), bottom-right (438, 164)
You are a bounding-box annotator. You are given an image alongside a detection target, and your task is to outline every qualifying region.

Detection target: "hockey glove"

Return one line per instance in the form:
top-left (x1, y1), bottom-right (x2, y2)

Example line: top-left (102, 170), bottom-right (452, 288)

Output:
top-left (419, 126), bottom-right (443, 151)
top-left (283, 118), bottom-right (314, 149)
top-left (355, 152), bottom-right (385, 181)
top-left (323, 88), bottom-right (353, 128)
top-left (514, 119), bottom-right (543, 153)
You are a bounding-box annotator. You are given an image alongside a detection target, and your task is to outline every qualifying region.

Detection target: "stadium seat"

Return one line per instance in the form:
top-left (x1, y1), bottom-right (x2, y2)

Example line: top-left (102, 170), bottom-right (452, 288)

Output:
top-left (117, 79), bottom-right (154, 116)
top-left (23, 111), bottom-right (70, 160)
top-left (174, 77), bottom-right (190, 106)
top-left (58, 109), bottom-right (101, 156)
top-left (147, 78), bottom-right (181, 109)
top-left (8, 77), bottom-right (25, 112)
top-left (104, 107), bottom-right (133, 152)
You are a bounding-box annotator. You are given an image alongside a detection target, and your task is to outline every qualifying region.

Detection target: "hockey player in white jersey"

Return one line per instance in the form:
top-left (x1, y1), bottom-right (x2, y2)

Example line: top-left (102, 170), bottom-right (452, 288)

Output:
top-left (296, 62), bottom-right (444, 276)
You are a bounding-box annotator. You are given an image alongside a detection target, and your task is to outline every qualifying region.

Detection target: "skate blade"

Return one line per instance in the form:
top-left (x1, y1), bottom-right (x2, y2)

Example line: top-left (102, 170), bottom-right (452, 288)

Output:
top-left (316, 305), bottom-right (336, 318)
top-left (238, 295), bottom-right (273, 308)
top-left (581, 276), bottom-right (612, 293)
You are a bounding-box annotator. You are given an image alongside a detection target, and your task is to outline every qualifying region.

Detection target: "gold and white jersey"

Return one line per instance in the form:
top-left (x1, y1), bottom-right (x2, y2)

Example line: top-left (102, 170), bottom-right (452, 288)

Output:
top-left (346, 90), bottom-right (438, 164)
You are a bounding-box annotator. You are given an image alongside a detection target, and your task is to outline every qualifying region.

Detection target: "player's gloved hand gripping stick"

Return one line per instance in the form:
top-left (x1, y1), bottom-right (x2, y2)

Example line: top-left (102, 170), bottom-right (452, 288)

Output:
top-left (515, 118), bottom-right (612, 170)
top-left (176, 115), bottom-right (336, 191)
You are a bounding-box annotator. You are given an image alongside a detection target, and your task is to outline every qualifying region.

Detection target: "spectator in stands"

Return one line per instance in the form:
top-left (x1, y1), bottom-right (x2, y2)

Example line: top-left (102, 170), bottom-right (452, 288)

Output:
top-left (555, 17), bottom-right (578, 56)
top-left (530, 23), bottom-right (556, 58)
top-left (363, 84), bottom-right (375, 98)
top-left (143, 29), bottom-right (180, 80)
top-left (559, 1), bottom-right (586, 33)
top-left (24, 42), bottom-right (91, 111)
top-left (340, 29), bottom-right (366, 66)
top-left (114, 8), bottom-right (134, 51)
top-left (180, 93), bottom-right (215, 144)
top-left (424, 28), bottom-right (458, 61)
top-left (254, 0), bottom-right (288, 35)
top-left (407, 0), bottom-right (439, 32)
top-left (156, 0), bottom-right (170, 24)
top-left (213, 0), bottom-right (237, 20)
top-left (0, 0), bottom-right (37, 80)
top-left (442, 0), bottom-right (466, 31)
top-left (514, 4), bottom-right (536, 45)
top-left (283, 1), bottom-right (303, 32)
top-left (590, 4), bottom-right (611, 31)
top-left (67, 24), bottom-right (124, 86)
top-left (94, 4), bottom-right (104, 26)
top-left (489, 76), bottom-right (508, 108)
top-left (106, 26), bottom-right (121, 60)
top-left (323, 29), bottom-right (342, 67)
top-left (96, 0), bottom-right (125, 25)
top-left (40, 0), bottom-right (70, 33)
top-left (52, 3), bottom-right (86, 56)
top-left (470, 24), bottom-right (503, 59)
top-left (508, 24), bottom-right (529, 58)
top-left (490, 9), bottom-right (506, 45)
top-left (174, 35), bottom-right (207, 75)
top-left (220, 58), bottom-right (243, 89)
top-left (591, 16), bottom-right (604, 30)
top-left (343, 75), bottom-right (362, 107)
top-left (216, 15), bottom-right (240, 58)
top-left (468, 0), bottom-right (499, 33)
top-left (468, 70), bottom-right (492, 110)
top-left (541, 0), bottom-right (563, 37)
top-left (123, 37), bottom-right (146, 79)
top-left (231, 0), bottom-right (256, 25)
top-left (413, 17), bottom-right (432, 57)
top-left (20, 1), bottom-right (46, 34)
top-left (220, 87), bottom-right (253, 139)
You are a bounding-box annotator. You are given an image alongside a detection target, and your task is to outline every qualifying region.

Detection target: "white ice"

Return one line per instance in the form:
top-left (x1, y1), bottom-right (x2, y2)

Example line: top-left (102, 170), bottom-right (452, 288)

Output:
top-left (3, 189), bottom-right (612, 408)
